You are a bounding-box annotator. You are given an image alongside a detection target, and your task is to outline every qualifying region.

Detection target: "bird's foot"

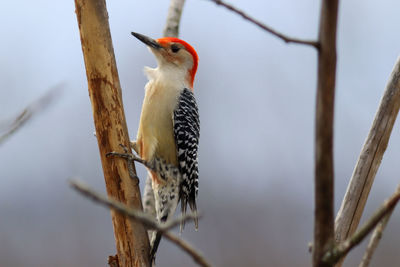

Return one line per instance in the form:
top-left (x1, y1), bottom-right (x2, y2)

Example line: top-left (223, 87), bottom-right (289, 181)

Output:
top-left (130, 140), bottom-right (139, 154)
top-left (107, 144), bottom-right (156, 172)
top-left (106, 144), bottom-right (147, 182)
top-left (107, 144), bottom-right (144, 162)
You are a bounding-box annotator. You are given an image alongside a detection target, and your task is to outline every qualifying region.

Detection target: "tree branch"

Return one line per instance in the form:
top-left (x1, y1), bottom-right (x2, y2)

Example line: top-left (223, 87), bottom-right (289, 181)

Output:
top-left (207, 0), bottom-right (319, 48)
top-left (0, 85), bottom-right (62, 145)
top-left (313, 1), bottom-right (339, 267)
top-left (323, 185), bottom-right (400, 265)
top-left (334, 57), bottom-right (400, 266)
top-left (74, 0), bottom-right (150, 266)
top-left (163, 231), bottom-right (210, 267)
top-left (70, 180), bottom-right (211, 267)
top-left (69, 180), bottom-right (198, 232)
top-left (163, 0), bottom-right (186, 37)
top-left (359, 208), bottom-right (393, 267)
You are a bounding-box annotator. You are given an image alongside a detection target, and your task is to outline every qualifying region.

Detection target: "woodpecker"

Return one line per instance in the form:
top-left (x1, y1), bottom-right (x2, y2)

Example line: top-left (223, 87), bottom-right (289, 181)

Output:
top-left (130, 32), bottom-right (200, 261)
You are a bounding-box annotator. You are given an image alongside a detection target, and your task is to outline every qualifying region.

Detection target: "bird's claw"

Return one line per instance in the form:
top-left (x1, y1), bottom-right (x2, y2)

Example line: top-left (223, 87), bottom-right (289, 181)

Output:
top-left (106, 144), bottom-right (145, 182)
top-left (106, 145), bottom-right (142, 163)
top-left (118, 143), bottom-right (130, 153)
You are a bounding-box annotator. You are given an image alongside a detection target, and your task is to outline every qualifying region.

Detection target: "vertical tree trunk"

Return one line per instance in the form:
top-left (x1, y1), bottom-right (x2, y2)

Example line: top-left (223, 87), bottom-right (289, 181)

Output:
top-left (74, 0), bottom-right (150, 266)
top-left (313, 1), bottom-right (339, 266)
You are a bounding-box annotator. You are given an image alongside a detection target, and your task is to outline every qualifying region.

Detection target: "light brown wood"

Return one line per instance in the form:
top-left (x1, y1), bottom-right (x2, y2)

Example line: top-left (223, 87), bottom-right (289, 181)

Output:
top-left (74, 0), bottom-right (150, 266)
top-left (163, 0), bottom-right (186, 37)
top-left (323, 185), bottom-right (400, 265)
top-left (334, 57), bottom-right (400, 266)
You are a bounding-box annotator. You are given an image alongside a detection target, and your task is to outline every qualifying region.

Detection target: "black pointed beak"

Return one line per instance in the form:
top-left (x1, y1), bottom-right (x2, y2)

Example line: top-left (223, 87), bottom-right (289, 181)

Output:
top-left (131, 32), bottom-right (162, 50)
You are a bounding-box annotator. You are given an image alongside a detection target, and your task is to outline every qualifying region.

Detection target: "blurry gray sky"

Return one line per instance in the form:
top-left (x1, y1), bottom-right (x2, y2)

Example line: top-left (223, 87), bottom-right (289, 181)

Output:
top-left (1, 0), bottom-right (400, 266)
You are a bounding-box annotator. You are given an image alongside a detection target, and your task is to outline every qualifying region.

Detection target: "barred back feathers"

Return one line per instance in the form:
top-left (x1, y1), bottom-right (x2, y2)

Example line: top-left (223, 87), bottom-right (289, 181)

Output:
top-left (173, 88), bottom-right (200, 229)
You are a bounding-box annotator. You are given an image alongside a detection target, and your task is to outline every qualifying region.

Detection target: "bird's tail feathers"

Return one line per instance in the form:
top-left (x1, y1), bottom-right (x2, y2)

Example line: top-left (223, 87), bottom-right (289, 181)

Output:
top-left (180, 197), bottom-right (199, 231)
top-left (149, 231), bottom-right (162, 266)
top-left (189, 198), bottom-right (198, 230)
top-left (180, 198), bottom-right (187, 233)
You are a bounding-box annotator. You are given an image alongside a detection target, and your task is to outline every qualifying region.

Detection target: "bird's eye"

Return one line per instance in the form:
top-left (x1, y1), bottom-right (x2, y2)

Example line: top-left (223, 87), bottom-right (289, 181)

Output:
top-left (171, 44), bottom-right (180, 53)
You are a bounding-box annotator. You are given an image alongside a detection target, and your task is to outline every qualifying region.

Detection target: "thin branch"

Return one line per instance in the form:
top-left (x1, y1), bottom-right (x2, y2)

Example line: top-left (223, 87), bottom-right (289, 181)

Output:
top-left (70, 180), bottom-right (198, 231)
top-left (163, 231), bottom-right (210, 267)
top-left (70, 180), bottom-right (211, 267)
top-left (359, 202), bottom-right (396, 267)
top-left (334, 57), bottom-right (400, 265)
top-left (0, 84), bottom-right (62, 145)
top-left (207, 0), bottom-right (319, 48)
top-left (313, 1), bottom-right (339, 267)
top-left (323, 185), bottom-right (400, 265)
top-left (163, 0), bottom-right (186, 37)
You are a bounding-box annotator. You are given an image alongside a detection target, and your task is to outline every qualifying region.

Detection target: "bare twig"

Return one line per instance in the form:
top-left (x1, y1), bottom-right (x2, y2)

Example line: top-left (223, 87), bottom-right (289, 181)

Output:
top-left (313, 1), bottom-right (339, 267)
top-left (163, 0), bottom-right (186, 37)
top-left (335, 57), bottom-right (400, 265)
top-left (207, 0), bottom-right (319, 48)
top-left (163, 231), bottom-right (210, 267)
top-left (323, 185), bottom-right (400, 265)
top-left (0, 84), bottom-right (62, 145)
top-left (70, 180), bottom-right (211, 267)
top-left (70, 179), bottom-right (198, 232)
top-left (74, 0), bottom-right (150, 266)
top-left (359, 199), bottom-right (397, 267)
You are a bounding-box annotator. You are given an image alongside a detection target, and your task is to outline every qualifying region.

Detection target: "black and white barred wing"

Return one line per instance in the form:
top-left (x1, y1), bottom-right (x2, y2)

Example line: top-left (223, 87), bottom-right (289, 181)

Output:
top-left (173, 88), bottom-right (200, 228)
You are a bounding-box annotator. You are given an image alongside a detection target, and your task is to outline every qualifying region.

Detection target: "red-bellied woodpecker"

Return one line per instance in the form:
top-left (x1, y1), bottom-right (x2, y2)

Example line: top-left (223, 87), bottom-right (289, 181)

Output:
top-left (130, 32), bottom-right (200, 262)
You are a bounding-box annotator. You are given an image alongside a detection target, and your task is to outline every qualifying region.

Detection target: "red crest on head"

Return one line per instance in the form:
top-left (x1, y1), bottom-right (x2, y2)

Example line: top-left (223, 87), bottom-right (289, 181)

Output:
top-left (157, 37), bottom-right (199, 88)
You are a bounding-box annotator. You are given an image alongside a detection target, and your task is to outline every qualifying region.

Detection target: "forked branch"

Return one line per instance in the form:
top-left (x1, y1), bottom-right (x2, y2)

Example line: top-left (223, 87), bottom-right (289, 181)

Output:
top-left (323, 185), bottom-right (400, 265)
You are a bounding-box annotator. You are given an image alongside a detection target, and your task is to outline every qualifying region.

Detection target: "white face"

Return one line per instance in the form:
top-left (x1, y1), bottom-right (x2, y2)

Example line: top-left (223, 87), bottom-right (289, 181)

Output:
top-left (151, 42), bottom-right (194, 71)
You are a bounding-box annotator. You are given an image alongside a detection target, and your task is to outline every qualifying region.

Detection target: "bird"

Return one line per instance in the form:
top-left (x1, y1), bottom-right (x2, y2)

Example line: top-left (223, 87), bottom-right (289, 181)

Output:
top-left (130, 32), bottom-right (200, 263)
